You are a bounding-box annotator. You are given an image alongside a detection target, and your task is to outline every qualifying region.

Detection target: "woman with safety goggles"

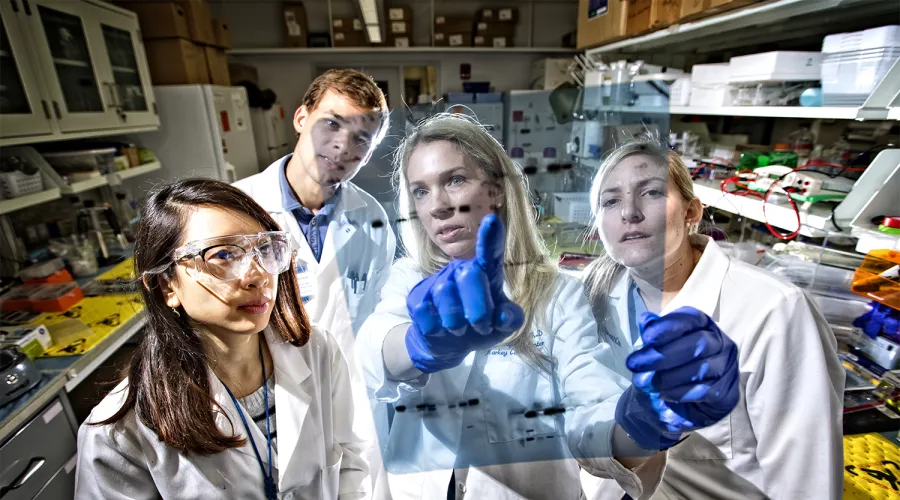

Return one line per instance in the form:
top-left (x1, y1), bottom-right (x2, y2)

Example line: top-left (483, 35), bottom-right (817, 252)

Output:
top-left (75, 179), bottom-right (369, 500)
top-left (355, 114), bottom-right (740, 500)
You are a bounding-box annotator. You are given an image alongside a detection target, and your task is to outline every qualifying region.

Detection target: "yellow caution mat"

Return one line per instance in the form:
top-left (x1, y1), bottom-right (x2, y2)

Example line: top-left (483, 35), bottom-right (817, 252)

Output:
top-left (845, 433), bottom-right (900, 498)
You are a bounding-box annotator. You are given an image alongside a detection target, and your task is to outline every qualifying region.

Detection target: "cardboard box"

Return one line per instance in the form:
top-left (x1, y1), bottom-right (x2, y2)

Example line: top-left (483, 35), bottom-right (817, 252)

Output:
top-left (710, 0), bottom-right (756, 7)
top-left (283, 2), bottom-right (309, 47)
top-left (434, 32), bottom-right (473, 47)
top-left (626, 0), bottom-right (680, 36)
top-left (477, 7), bottom-right (519, 23)
top-left (475, 21), bottom-right (515, 37)
top-left (680, 0), bottom-right (709, 20)
top-left (390, 20), bottom-right (411, 35)
top-left (332, 17), bottom-right (363, 32)
top-left (175, 0), bottom-right (215, 45)
top-left (387, 35), bottom-right (412, 47)
top-left (333, 31), bottom-right (369, 47)
top-left (577, 0), bottom-right (628, 49)
top-left (388, 5), bottom-right (413, 21)
top-left (229, 63), bottom-right (259, 85)
top-left (204, 46), bottom-right (230, 85)
top-left (473, 34), bottom-right (513, 47)
top-left (434, 16), bottom-right (474, 34)
top-left (122, 2), bottom-right (191, 40)
top-left (144, 38), bottom-right (209, 84)
top-left (212, 19), bottom-right (231, 49)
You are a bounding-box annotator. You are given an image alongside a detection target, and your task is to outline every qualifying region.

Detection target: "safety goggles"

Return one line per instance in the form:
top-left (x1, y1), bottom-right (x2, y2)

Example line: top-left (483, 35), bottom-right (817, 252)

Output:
top-left (172, 231), bottom-right (292, 282)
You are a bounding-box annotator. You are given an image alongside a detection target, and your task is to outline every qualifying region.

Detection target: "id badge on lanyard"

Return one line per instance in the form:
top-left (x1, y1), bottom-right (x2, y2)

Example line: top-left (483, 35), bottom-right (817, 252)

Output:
top-left (295, 258), bottom-right (315, 303)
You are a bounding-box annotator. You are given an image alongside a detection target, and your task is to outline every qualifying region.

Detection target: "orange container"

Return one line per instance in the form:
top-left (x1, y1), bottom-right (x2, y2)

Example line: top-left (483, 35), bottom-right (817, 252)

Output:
top-left (24, 269), bottom-right (74, 285)
top-left (1, 283), bottom-right (84, 313)
top-left (852, 249), bottom-right (900, 311)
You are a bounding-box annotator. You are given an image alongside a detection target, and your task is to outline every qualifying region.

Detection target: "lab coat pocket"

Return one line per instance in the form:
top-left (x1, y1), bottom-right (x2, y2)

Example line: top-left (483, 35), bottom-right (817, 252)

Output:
top-left (321, 443), bottom-right (344, 500)
top-left (341, 277), bottom-right (365, 317)
top-left (481, 357), bottom-right (562, 444)
top-left (668, 414), bottom-right (734, 460)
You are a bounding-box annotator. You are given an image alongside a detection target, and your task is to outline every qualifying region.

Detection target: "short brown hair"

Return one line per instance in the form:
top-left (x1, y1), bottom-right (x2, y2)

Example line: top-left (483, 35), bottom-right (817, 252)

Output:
top-left (302, 69), bottom-right (387, 112)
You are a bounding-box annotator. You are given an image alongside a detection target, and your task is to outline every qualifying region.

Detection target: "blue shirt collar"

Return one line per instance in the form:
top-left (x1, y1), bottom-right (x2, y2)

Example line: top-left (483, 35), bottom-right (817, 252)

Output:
top-left (279, 153), bottom-right (341, 217)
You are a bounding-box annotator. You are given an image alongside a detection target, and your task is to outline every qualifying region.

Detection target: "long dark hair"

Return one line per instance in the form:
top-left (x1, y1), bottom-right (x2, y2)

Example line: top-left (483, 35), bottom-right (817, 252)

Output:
top-left (96, 179), bottom-right (311, 455)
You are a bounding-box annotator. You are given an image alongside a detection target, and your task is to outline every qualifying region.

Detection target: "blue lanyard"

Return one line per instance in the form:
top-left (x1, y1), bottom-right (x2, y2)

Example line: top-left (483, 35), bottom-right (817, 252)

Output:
top-left (219, 340), bottom-right (277, 500)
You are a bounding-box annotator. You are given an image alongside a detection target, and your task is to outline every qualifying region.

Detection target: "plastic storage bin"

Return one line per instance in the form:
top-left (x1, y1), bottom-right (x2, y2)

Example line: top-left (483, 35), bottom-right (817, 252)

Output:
top-left (821, 25), bottom-right (900, 106)
top-left (42, 148), bottom-right (118, 174)
top-left (689, 63), bottom-right (733, 108)
top-left (0, 170), bottom-right (43, 198)
top-left (727, 51), bottom-right (822, 83)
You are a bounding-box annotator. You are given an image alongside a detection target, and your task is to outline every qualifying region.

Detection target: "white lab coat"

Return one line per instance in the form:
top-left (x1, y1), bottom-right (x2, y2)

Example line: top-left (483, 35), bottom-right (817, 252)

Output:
top-left (357, 258), bottom-right (667, 500)
top-left (584, 236), bottom-right (844, 500)
top-left (234, 156), bottom-right (397, 369)
top-left (75, 326), bottom-right (369, 500)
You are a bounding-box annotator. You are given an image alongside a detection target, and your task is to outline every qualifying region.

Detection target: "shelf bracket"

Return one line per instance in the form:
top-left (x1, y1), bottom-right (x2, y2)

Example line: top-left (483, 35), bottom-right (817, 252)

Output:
top-left (859, 57), bottom-right (900, 119)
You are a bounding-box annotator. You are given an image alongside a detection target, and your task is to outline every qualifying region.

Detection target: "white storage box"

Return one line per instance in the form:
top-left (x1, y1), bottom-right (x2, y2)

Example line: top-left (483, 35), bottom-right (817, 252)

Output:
top-left (0, 170), bottom-right (43, 198)
top-left (821, 26), bottom-right (900, 106)
top-left (691, 63), bottom-right (730, 85)
top-left (690, 86), bottom-right (733, 108)
top-left (551, 192), bottom-right (591, 225)
top-left (822, 25), bottom-right (900, 54)
top-left (728, 51), bottom-right (822, 83)
top-left (669, 76), bottom-right (692, 106)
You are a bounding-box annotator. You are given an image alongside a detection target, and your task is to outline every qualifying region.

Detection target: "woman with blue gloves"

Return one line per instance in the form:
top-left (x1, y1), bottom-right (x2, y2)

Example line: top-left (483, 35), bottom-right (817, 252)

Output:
top-left (581, 137), bottom-right (844, 500)
top-left (357, 115), bottom-right (743, 499)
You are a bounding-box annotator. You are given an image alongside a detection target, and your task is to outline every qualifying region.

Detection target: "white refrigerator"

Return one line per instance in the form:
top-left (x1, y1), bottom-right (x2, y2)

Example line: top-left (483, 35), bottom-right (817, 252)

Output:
top-left (126, 85), bottom-right (260, 185)
top-left (250, 103), bottom-right (293, 168)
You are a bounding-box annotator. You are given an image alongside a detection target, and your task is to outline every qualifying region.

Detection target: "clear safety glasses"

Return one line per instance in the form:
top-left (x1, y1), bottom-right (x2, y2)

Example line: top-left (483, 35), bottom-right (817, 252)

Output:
top-left (172, 231), bottom-right (292, 282)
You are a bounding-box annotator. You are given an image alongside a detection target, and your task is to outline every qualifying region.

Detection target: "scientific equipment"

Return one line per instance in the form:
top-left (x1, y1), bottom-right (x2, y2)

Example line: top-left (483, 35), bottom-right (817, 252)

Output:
top-left (789, 126), bottom-right (815, 164)
top-left (76, 201), bottom-right (128, 265)
top-left (0, 346), bottom-right (42, 407)
top-left (852, 250), bottom-right (900, 311)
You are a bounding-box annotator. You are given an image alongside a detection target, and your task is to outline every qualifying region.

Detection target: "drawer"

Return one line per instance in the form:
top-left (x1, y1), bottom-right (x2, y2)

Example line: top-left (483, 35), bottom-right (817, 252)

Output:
top-left (0, 399), bottom-right (76, 500)
top-left (33, 455), bottom-right (77, 500)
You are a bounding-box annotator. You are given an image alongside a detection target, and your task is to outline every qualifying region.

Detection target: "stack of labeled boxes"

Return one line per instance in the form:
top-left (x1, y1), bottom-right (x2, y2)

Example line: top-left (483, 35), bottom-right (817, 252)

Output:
top-left (283, 2), bottom-right (309, 47)
top-left (119, 0), bottom-right (230, 85)
top-left (386, 5), bottom-right (413, 47)
top-left (332, 16), bottom-right (367, 47)
top-left (473, 7), bottom-right (518, 48)
top-left (433, 15), bottom-right (473, 47)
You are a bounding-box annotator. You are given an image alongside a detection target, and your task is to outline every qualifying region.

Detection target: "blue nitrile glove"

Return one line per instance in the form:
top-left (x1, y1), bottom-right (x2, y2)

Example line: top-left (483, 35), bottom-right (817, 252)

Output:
top-left (405, 214), bottom-right (525, 373)
top-left (615, 306), bottom-right (740, 450)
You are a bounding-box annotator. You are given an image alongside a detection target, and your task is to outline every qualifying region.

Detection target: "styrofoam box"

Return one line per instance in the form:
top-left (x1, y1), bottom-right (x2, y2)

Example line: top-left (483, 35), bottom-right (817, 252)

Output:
top-left (690, 86), bottom-right (733, 108)
top-left (822, 25), bottom-right (900, 54)
top-left (728, 51), bottom-right (822, 83)
top-left (822, 48), bottom-right (900, 104)
top-left (691, 63), bottom-right (730, 85)
top-left (670, 76), bottom-right (692, 106)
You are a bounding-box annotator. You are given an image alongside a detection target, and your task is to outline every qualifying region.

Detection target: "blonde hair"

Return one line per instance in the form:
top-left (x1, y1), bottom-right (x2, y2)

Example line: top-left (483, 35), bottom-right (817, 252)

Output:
top-left (393, 113), bottom-right (557, 371)
top-left (583, 137), bottom-right (698, 316)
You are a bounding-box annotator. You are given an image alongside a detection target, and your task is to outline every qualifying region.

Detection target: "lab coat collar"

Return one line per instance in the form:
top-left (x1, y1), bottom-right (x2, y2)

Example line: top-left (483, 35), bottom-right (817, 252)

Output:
top-left (258, 155), bottom-right (369, 215)
top-left (316, 183), bottom-right (368, 269)
top-left (660, 235), bottom-right (729, 318)
top-left (209, 328), bottom-right (313, 491)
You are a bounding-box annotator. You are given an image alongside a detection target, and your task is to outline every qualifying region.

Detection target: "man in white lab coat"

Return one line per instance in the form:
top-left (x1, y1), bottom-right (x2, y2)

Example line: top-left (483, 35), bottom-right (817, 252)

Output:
top-left (236, 68), bottom-right (395, 366)
top-left (235, 69), bottom-right (397, 496)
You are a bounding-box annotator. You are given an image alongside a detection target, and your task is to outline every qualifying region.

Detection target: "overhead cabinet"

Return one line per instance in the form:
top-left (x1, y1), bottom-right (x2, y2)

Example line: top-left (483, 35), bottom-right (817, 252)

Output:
top-left (0, 0), bottom-right (159, 145)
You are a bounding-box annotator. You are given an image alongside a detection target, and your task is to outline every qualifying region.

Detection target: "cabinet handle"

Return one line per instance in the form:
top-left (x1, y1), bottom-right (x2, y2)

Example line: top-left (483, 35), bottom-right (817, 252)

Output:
top-left (21, 0), bottom-right (29, 15)
top-left (104, 82), bottom-right (121, 107)
top-left (52, 101), bottom-right (62, 119)
top-left (0, 457), bottom-right (45, 495)
top-left (40, 100), bottom-right (51, 119)
top-left (9, 0), bottom-right (17, 13)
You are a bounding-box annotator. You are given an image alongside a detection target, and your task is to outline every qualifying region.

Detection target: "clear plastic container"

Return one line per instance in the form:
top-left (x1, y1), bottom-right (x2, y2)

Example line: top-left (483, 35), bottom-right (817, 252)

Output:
top-left (43, 148), bottom-right (118, 174)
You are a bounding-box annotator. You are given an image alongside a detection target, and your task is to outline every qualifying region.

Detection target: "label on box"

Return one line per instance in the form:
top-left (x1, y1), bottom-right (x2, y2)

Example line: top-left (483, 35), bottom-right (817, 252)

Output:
top-left (588, 0), bottom-right (608, 20)
top-left (335, 32), bottom-right (346, 41)
top-left (285, 12), bottom-right (302, 36)
top-left (499, 8), bottom-right (513, 21)
top-left (477, 22), bottom-right (488, 31)
top-left (353, 19), bottom-right (362, 30)
top-left (392, 21), bottom-right (407, 34)
top-left (436, 16), bottom-right (446, 24)
top-left (435, 33), bottom-right (445, 41)
top-left (493, 37), bottom-right (507, 47)
top-left (393, 37), bottom-right (410, 48)
top-left (389, 7), bottom-right (404, 20)
top-left (333, 19), bottom-right (344, 28)
top-left (483, 9), bottom-right (494, 19)
top-left (474, 35), bottom-right (485, 45)
top-left (449, 34), bottom-right (463, 46)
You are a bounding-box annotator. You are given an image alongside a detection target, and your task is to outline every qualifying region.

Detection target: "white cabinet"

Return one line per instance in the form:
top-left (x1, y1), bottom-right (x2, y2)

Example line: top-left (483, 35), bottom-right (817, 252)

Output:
top-left (0, 0), bottom-right (158, 145)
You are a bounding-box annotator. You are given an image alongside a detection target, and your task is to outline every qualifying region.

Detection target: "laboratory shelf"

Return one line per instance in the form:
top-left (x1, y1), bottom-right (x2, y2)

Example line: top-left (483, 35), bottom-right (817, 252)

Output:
top-left (669, 106), bottom-right (889, 120)
top-left (229, 46), bottom-right (576, 55)
top-left (584, 0), bottom-right (893, 56)
top-left (106, 161), bottom-right (161, 183)
top-left (0, 188), bottom-right (61, 215)
top-left (61, 176), bottom-right (108, 194)
top-left (692, 181), bottom-right (839, 238)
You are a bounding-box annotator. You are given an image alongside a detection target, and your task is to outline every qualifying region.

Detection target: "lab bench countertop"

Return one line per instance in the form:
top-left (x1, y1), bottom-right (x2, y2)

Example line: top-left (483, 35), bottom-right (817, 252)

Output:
top-left (0, 259), bottom-right (146, 442)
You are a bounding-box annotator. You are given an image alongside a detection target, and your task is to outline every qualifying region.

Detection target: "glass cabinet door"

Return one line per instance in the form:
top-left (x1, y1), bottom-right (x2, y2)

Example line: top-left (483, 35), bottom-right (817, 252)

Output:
top-left (36, 4), bottom-right (103, 114)
top-left (101, 24), bottom-right (146, 112)
top-left (0, 7), bottom-right (53, 139)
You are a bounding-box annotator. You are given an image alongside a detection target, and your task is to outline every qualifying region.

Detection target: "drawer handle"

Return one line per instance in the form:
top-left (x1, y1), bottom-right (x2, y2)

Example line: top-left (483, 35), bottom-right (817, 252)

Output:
top-left (0, 457), bottom-right (45, 497)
